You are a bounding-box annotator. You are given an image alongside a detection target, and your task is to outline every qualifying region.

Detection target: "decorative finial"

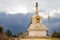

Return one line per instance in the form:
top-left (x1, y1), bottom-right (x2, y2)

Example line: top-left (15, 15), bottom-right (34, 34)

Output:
top-left (36, 1), bottom-right (38, 15)
top-left (36, 2), bottom-right (38, 7)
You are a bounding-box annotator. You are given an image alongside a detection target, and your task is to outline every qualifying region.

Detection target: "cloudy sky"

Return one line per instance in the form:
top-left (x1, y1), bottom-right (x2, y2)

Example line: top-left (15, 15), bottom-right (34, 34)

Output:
top-left (0, 0), bottom-right (60, 35)
top-left (0, 0), bottom-right (60, 18)
top-left (0, 0), bottom-right (60, 13)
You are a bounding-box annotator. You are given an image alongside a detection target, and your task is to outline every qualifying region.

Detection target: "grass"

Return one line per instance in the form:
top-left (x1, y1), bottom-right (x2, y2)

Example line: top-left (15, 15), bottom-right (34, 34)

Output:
top-left (9, 37), bottom-right (60, 40)
top-left (50, 38), bottom-right (60, 40)
top-left (29, 38), bottom-right (60, 40)
top-left (27, 38), bottom-right (60, 40)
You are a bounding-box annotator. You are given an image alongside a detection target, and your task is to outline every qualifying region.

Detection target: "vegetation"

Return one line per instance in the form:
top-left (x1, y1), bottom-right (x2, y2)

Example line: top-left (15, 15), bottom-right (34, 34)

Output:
top-left (18, 32), bottom-right (25, 38)
top-left (5, 30), bottom-right (12, 37)
top-left (0, 25), bottom-right (3, 33)
top-left (0, 25), bottom-right (8, 40)
top-left (1, 25), bottom-right (60, 40)
top-left (50, 38), bottom-right (60, 40)
top-left (51, 31), bottom-right (60, 38)
top-left (12, 35), bottom-right (17, 37)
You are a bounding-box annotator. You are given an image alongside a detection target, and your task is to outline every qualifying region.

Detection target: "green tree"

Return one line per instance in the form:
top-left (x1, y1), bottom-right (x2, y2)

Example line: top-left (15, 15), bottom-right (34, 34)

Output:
top-left (5, 30), bottom-right (12, 37)
top-left (52, 31), bottom-right (60, 38)
top-left (0, 25), bottom-right (3, 33)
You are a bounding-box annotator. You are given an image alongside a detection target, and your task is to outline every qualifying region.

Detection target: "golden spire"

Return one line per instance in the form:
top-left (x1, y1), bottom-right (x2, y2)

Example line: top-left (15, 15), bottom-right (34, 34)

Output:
top-left (36, 2), bottom-right (39, 15)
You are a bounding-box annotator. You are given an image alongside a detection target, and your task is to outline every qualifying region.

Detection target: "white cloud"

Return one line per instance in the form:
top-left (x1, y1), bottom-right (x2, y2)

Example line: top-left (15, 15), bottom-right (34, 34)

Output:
top-left (49, 9), bottom-right (57, 17)
top-left (0, 0), bottom-right (28, 14)
top-left (38, 8), bottom-right (60, 19)
top-left (1, 7), bottom-right (28, 14)
top-left (57, 8), bottom-right (60, 13)
top-left (0, 0), bottom-right (60, 19)
top-left (49, 8), bottom-right (60, 18)
top-left (39, 12), bottom-right (48, 19)
top-left (0, 0), bottom-right (60, 14)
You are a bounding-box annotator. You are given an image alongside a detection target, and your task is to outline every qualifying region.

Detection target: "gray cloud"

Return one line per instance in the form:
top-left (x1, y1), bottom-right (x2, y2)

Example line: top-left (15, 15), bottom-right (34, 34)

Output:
top-left (0, 11), bottom-right (60, 35)
top-left (0, 12), bottom-right (34, 35)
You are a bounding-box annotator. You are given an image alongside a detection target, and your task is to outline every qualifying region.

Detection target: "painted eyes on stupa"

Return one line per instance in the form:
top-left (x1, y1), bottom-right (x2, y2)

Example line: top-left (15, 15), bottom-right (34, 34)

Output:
top-left (36, 18), bottom-right (40, 23)
top-left (37, 18), bottom-right (40, 20)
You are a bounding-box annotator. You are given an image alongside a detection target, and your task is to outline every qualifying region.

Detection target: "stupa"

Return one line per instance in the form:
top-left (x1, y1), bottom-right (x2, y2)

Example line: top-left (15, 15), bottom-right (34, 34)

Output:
top-left (27, 2), bottom-right (48, 37)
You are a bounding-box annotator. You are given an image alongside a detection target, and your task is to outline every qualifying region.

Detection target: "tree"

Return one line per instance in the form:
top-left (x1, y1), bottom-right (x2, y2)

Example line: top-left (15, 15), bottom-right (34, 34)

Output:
top-left (12, 35), bottom-right (17, 37)
top-left (0, 25), bottom-right (8, 40)
top-left (18, 32), bottom-right (25, 38)
top-left (0, 25), bottom-right (3, 33)
top-left (52, 31), bottom-right (60, 38)
top-left (5, 30), bottom-right (12, 37)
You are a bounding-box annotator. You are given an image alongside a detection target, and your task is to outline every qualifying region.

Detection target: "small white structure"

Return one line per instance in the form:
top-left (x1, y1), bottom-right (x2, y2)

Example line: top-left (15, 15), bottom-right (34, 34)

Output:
top-left (27, 2), bottom-right (48, 37)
